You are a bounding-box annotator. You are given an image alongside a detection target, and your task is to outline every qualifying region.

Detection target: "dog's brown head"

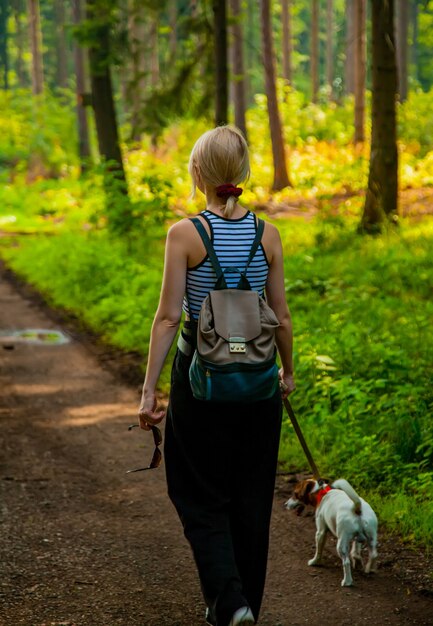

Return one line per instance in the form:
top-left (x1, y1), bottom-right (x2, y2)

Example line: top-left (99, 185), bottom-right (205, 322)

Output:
top-left (293, 479), bottom-right (319, 505)
top-left (285, 478), bottom-right (327, 514)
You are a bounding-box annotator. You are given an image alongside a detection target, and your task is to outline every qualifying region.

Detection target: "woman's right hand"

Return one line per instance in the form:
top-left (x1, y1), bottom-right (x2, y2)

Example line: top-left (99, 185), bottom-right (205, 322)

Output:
top-left (279, 368), bottom-right (296, 399)
top-left (138, 392), bottom-right (166, 431)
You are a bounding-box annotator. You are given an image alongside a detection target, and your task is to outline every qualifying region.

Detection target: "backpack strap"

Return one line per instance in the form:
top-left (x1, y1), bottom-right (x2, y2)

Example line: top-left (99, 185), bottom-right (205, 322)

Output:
top-left (244, 217), bottom-right (265, 272)
top-left (190, 217), bottom-right (227, 288)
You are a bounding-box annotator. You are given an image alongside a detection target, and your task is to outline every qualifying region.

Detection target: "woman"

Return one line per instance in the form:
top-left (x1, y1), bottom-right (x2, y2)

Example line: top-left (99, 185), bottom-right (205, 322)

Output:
top-left (138, 126), bottom-right (295, 626)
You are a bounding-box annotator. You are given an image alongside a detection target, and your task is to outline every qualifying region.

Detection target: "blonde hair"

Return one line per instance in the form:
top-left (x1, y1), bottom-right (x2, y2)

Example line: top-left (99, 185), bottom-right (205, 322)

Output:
top-left (188, 125), bottom-right (250, 218)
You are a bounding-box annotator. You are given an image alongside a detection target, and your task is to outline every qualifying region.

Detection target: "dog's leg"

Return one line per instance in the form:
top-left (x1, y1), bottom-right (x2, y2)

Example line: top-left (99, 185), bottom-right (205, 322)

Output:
top-left (337, 537), bottom-right (353, 586)
top-left (365, 537), bottom-right (378, 574)
top-left (308, 529), bottom-right (327, 566)
top-left (350, 541), bottom-right (364, 571)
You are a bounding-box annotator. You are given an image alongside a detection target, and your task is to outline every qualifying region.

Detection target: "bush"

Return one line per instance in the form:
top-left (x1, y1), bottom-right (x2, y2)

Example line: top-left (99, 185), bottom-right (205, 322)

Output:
top-left (0, 89), bottom-right (78, 177)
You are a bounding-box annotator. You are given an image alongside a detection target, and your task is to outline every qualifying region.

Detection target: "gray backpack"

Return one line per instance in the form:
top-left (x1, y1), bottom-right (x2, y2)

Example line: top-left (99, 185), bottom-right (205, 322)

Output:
top-left (186, 217), bottom-right (280, 403)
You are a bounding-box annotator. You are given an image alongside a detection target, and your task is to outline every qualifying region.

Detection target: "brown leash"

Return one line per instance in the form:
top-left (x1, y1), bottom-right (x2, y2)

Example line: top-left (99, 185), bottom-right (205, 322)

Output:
top-left (283, 397), bottom-right (322, 481)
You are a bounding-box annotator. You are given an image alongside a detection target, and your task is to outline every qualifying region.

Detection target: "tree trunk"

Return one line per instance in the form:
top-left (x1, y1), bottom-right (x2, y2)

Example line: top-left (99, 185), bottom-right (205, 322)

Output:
top-left (168, 0), bottom-right (177, 59)
top-left (128, 0), bottom-right (147, 138)
top-left (86, 0), bottom-right (128, 223)
top-left (259, 0), bottom-right (291, 190)
top-left (87, 2), bottom-right (123, 166)
top-left (230, 0), bottom-right (247, 140)
top-left (0, 0), bottom-right (9, 89)
top-left (54, 0), bottom-right (68, 88)
top-left (411, 0), bottom-right (418, 82)
top-left (345, 0), bottom-right (355, 94)
top-left (326, 0), bottom-right (333, 97)
top-left (150, 15), bottom-right (159, 88)
top-left (360, 0), bottom-right (398, 232)
top-left (354, 0), bottom-right (366, 143)
top-left (72, 0), bottom-right (91, 168)
top-left (311, 0), bottom-right (319, 102)
top-left (396, 0), bottom-right (408, 101)
top-left (281, 0), bottom-right (292, 85)
top-left (213, 0), bottom-right (228, 126)
top-left (13, 0), bottom-right (27, 87)
top-left (28, 0), bottom-right (44, 94)
top-left (246, 0), bottom-right (255, 105)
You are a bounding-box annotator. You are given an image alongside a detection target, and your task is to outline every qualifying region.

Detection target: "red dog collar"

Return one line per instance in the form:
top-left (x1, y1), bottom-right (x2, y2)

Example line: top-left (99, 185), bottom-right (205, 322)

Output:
top-left (316, 485), bottom-right (333, 507)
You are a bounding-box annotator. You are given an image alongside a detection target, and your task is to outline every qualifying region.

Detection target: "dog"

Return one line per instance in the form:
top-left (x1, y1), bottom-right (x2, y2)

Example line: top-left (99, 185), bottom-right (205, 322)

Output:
top-left (285, 478), bottom-right (378, 587)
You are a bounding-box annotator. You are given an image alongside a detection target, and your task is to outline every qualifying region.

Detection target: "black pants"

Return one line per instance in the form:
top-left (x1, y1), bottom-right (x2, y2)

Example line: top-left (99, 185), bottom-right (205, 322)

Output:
top-left (164, 348), bottom-right (282, 626)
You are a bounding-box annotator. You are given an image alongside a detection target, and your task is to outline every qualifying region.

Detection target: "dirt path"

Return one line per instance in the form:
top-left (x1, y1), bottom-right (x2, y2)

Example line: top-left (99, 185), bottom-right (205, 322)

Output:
top-left (1, 273), bottom-right (433, 626)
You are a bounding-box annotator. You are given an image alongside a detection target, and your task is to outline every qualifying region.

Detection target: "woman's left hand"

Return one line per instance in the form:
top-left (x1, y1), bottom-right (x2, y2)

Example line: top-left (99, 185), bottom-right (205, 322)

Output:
top-left (278, 368), bottom-right (296, 400)
top-left (138, 392), bottom-right (166, 431)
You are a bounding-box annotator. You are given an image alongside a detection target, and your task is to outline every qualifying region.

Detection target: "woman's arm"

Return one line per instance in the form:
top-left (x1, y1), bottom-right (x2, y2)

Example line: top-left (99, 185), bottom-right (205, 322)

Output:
top-left (264, 224), bottom-right (295, 398)
top-left (138, 221), bottom-right (189, 429)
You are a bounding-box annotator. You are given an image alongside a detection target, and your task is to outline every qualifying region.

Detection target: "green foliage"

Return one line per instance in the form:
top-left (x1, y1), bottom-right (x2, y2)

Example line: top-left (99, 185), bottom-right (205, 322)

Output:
top-left (417, 3), bottom-right (433, 92)
top-left (133, 9), bottom-right (214, 139)
top-left (73, 0), bottom-right (122, 66)
top-left (254, 86), bottom-right (357, 147)
top-left (398, 88), bottom-right (433, 155)
top-left (0, 89), bottom-right (78, 176)
top-left (94, 163), bottom-right (174, 238)
top-left (2, 87), bottom-right (433, 205)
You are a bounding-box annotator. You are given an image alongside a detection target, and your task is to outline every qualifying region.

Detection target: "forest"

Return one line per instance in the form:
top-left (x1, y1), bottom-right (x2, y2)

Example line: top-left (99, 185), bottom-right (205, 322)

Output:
top-left (1, 0), bottom-right (433, 551)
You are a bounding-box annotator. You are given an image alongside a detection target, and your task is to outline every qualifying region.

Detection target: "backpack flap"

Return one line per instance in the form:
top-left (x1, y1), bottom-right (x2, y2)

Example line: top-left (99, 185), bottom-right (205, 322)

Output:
top-left (210, 289), bottom-right (261, 341)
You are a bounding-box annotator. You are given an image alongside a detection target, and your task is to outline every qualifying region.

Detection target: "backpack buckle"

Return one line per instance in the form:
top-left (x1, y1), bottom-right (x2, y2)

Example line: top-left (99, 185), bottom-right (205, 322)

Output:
top-left (229, 337), bottom-right (246, 353)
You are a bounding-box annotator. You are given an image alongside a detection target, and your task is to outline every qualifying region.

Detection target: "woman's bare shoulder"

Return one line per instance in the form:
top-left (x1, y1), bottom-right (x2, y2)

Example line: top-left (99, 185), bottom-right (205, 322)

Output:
top-left (261, 220), bottom-right (282, 264)
top-left (168, 217), bottom-right (191, 234)
top-left (263, 220), bottom-right (281, 240)
top-left (167, 217), bottom-right (197, 241)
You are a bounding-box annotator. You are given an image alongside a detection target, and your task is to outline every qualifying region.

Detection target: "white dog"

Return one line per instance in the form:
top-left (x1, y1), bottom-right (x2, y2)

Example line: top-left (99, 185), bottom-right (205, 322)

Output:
top-left (285, 478), bottom-right (378, 586)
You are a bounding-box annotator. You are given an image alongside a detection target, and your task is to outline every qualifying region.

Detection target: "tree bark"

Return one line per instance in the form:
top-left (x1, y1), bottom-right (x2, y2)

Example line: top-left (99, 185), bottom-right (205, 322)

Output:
top-left (28, 0), bottom-right (44, 94)
top-left (281, 0), bottom-right (292, 85)
top-left (230, 0), bottom-right (247, 140)
top-left (259, 0), bottom-right (291, 190)
top-left (311, 0), bottom-right (319, 102)
top-left (396, 0), bottom-right (408, 101)
top-left (345, 0), bottom-right (355, 94)
top-left (72, 0), bottom-right (91, 167)
top-left (360, 0), bottom-right (398, 232)
top-left (54, 0), bottom-right (68, 88)
top-left (354, 0), bottom-right (366, 143)
top-left (213, 0), bottom-right (228, 126)
top-left (326, 0), bottom-right (333, 97)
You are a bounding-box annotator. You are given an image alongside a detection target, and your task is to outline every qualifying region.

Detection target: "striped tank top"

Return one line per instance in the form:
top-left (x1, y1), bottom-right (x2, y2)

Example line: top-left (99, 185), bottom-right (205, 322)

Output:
top-left (183, 209), bottom-right (269, 320)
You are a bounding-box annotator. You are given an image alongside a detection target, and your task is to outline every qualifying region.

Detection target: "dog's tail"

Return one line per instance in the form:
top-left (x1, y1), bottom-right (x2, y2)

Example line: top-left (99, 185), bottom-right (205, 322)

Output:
top-left (331, 478), bottom-right (362, 515)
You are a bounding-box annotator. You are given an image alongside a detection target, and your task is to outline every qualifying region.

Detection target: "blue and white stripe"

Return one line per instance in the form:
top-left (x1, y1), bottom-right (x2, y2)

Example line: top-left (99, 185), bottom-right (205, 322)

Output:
top-left (183, 210), bottom-right (269, 320)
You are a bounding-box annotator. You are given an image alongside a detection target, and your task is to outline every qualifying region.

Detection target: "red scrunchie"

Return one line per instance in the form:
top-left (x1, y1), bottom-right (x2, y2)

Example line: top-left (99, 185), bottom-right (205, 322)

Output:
top-left (215, 183), bottom-right (243, 199)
